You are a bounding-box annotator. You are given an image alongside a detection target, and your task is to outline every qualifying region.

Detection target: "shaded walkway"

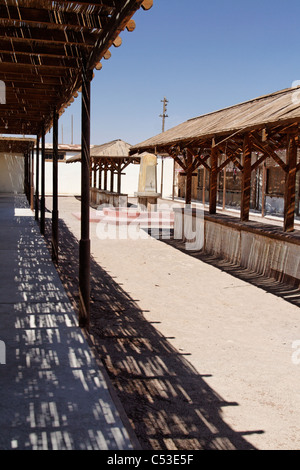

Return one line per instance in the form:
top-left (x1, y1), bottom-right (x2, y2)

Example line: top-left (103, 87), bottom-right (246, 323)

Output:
top-left (0, 194), bottom-right (136, 450)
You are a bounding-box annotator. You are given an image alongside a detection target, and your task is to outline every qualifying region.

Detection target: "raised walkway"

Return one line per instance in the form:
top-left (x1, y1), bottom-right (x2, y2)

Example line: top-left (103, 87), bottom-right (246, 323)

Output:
top-left (0, 194), bottom-right (137, 450)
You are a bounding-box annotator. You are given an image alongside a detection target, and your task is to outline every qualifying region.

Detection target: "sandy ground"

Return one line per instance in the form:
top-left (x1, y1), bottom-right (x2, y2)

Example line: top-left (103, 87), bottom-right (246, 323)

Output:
top-left (45, 196), bottom-right (300, 451)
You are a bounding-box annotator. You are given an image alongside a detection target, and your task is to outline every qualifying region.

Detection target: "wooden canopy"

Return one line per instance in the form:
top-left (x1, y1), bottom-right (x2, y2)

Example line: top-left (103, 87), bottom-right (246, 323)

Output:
top-left (67, 139), bottom-right (133, 162)
top-left (131, 87), bottom-right (300, 232)
top-left (0, 136), bottom-right (35, 153)
top-left (67, 139), bottom-right (140, 194)
top-left (0, 0), bottom-right (153, 136)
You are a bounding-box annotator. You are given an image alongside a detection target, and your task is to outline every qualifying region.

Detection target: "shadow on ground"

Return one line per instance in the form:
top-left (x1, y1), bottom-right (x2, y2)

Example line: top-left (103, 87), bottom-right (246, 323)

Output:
top-left (150, 229), bottom-right (300, 309)
top-left (43, 218), bottom-right (263, 451)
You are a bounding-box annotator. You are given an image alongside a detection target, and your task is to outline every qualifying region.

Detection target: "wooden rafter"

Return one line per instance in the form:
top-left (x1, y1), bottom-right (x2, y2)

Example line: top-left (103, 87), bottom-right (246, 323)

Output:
top-left (0, 0), bottom-right (150, 136)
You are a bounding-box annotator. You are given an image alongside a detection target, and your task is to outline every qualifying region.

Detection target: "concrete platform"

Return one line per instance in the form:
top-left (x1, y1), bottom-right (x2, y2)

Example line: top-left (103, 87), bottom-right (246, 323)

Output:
top-left (0, 194), bottom-right (136, 450)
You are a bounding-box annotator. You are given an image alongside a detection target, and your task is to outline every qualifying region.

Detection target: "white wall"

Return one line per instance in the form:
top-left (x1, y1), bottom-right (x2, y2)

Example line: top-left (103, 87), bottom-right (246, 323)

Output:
top-left (157, 156), bottom-right (175, 199)
top-left (36, 153), bottom-right (175, 200)
top-left (0, 153), bottom-right (24, 193)
top-left (43, 160), bottom-right (81, 196)
top-left (119, 163), bottom-right (140, 196)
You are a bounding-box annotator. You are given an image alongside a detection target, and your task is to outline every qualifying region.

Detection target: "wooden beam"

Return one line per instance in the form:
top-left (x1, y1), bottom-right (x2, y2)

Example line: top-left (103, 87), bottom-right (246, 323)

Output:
top-left (0, 5), bottom-right (107, 30)
top-left (0, 25), bottom-right (99, 47)
top-left (168, 146), bottom-right (186, 171)
top-left (251, 153), bottom-right (268, 172)
top-left (240, 134), bottom-right (252, 222)
top-left (251, 133), bottom-right (288, 172)
top-left (284, 135), bottom-right (297, 232)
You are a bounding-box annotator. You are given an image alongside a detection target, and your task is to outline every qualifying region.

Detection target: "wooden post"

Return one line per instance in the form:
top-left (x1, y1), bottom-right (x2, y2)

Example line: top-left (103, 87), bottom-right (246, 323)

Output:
top-left (24, 150), bottom-right (28, 200)
top-left (241, 133), bottom-right (252, 222)
top-left (185, 152), bottom-right (193, 205)
top-left (202, 167), bottom-right (206, 206)
top-left (172, 159), bottom-right (175, 200)
top-left (40, 128), bottom-right (46, 236)
top-left (35, 136), bottom-right (40, 221)
top-left (52, 109), bottom-right (59, 264)
top-left (284, 135), bottom-right (297, 232)
top-left (79, 66), bottom-right (92, 329)
top-left (261, 161), bottom-right (266, 217)
top-left (98, 166), bottom-right (102, 190)
top-left (223, 167), bottom-right (227, 210)
top-left (30, 147), bottom-right (34, 211)
top-left (104, 165), bottom-right (107, 190)
top-left (110, 167), bottom-right (114, 192)
top-left (209, 143), bottom-right (218, 214)
top-left (117, 169), bottom-right (122, 194)
top-left (93, 161), bottom-right (97, 188)
top-left (160, 156), bottom-right (164, 196)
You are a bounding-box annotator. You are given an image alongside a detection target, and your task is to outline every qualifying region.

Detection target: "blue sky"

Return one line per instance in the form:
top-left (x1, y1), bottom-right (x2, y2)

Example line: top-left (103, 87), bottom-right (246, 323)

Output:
top-left (48, 0), bottom-right (300, 146)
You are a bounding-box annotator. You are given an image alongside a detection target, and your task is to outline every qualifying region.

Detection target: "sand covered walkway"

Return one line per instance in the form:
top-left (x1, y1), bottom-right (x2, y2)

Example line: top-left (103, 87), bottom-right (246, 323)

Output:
top-left (47, 196), bottom-right (300, 450)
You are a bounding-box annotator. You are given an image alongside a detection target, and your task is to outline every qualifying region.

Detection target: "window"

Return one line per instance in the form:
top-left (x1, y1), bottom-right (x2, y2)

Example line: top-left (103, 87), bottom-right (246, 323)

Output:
top-left (45, 151), bottom-right (66, 162)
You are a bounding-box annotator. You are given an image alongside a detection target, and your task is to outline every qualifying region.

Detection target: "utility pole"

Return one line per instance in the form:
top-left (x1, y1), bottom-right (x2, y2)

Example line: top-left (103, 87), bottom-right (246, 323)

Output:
top-left (160, 97), bottom-right (168, 132)
top-left (159, 97), bottom-right (168, 196)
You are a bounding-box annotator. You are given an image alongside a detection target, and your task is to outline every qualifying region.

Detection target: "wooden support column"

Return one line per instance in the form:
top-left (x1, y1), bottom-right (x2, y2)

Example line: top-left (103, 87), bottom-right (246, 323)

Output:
top-left (261, 161), bottom-right (267, 217)
top-left (284, 135), bottom-right (297, 232)
top-left (117, 169), bottom-right (122, 194)
top-left (93, 161), bottom-right (97, 188)
top-left (30, 147), bottom-right (34, 211)
top-left (79, 66), bottom-right (92, 329)
top-left (202, 167), bottom-right (206, 206)
top-left (24, 150), bottom-right (28, 200)
top-left (110, 167), bottom-right (114, 192)
top-left (104, 166), bottom-right (108, 191)
top-left (98, 167), bottom-right (102, 190)
top-left (209, 143), bottom-right (218, 214)
top-left (160, 156), bottom-right (164, 196)
top-left (223, 167), bottom-right (227, 210)
top-left (40, 127), bottom-right (46, 236)
top-left (172, 159), bottom-right (175, 200)
top-left (35, 136), bottom-right (40, 221)
top-left (52, 109), bottom-right (59, 264)
top-left (185, 152), bottom-right (193, 205)
top-left (241, 133), bottom-right (252, 222)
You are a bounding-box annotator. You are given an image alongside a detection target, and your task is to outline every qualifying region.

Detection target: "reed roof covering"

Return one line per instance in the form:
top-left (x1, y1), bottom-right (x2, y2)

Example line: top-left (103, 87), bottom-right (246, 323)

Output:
top-left (67, 139), bottom-right (140, 163)
top-left (0, 0), bottom-right (152, 136)
top-left (131, 87), bottom-right (300, 154)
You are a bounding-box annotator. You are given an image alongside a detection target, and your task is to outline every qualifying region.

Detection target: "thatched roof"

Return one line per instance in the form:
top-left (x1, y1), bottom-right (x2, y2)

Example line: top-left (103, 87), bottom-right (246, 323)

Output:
top-left (131, 87), bottom-right (300, 153)
top-left (67, 139), bottom-right (132, 163)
